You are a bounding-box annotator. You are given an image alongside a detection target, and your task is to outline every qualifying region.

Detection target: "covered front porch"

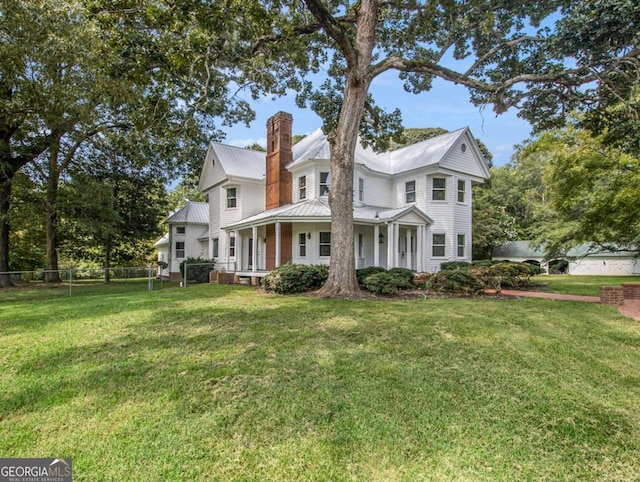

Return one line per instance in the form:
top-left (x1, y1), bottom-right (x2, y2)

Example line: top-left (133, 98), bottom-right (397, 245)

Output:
top-left (222, 199), bottom-right (434, 276)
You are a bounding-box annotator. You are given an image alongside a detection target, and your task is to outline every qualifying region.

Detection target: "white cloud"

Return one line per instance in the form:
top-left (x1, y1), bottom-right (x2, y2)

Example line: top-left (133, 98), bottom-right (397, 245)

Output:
top-left (229, 137), bottom-right (267, 148)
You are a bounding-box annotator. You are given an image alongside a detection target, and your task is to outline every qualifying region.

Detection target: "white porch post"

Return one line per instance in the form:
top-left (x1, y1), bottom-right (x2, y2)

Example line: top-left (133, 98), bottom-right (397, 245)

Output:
top-left (387, 224), bottom-right (394, 269)
top-left (393, 223), bottom-right (400, 267)
top-left (417, 225), bottom-right (424, 272)
top-left (275, 221), bottom-right (281, 268)
top-left (373, 224), bottom-right (380, 267)
top-left (407, 228), bottom-right (413, 270)
top-left (252, 226), bottom-right (258, 273)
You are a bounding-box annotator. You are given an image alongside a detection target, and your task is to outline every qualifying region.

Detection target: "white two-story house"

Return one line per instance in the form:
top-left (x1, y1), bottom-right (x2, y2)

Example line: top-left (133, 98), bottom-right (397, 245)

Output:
top-left (197, 111), bottom-right (490, 279)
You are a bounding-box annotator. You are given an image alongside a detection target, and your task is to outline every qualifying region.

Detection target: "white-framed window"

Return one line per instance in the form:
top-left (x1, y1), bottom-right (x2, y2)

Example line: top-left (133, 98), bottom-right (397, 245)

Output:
top-left (358, 177), bottom-right (364, 202)
top-left (358, 233), bottom-right (364, 258)
top-left (405, 180), bottom-right (416, 203)
top-left (176, 226), bottom-right (186, 234)
top-left (319, 231), bottom-right (331, 256)
top-left (299, 175), bottom-right (306, 200)
top-left (320, 172), bottom-right (331, 196)
top-left (212, 238), bottom-right (219, 258)
top-left (432, 178), bottom-right (446, 201)
top-left (175, 241), bottom-right (185, 258)
top-left (226, 187), bottom-right (237, 208)
top-left (229, 236), bottom-right (236, 257)
top-left (457, 179), bottom-right (466, 203)
top-left (457, 234), bottom-right (465, 258)
top-left (432, 234), bottom-right (446, 257)
top-left (298, 233), bottom-right (307, 257)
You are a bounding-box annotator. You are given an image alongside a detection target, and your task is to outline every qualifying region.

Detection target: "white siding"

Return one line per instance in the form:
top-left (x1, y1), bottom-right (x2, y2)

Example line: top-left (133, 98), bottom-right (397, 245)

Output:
top-left (440, 133), bottom-right (487, 178)
top-left (453, 175), bottom-right (472, 261)
top-left (241, 181), bottom-right (265, 218)
top-left (363, 173), bottom-right (393, 207)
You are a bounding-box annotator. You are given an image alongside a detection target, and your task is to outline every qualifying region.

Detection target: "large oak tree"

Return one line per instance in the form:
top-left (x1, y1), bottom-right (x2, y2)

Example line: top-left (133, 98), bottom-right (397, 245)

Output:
top-left (243, 0), bottom-right (639, 296)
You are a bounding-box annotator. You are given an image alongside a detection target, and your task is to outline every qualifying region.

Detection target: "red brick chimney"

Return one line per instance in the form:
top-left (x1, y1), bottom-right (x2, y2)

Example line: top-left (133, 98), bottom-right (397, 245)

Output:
top-left (266, 112), bottom-right (293, 210)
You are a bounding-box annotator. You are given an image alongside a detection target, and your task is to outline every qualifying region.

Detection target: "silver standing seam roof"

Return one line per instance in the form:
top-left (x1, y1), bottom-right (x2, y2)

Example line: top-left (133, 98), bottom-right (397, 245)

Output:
top-left (166, 201), bottom-right (209, 224)
top-left (209, 143), bottom-right (266, 180)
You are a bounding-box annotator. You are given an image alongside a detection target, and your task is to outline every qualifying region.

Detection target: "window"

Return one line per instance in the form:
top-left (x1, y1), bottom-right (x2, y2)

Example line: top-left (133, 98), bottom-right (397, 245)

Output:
top-left (457, 234), bottom-right (465, 258)
top-left (175, 242), bottom-right (185, 259)
top-left (405, 180), bottom-right (416, 203)
top-left (212, 238), bottom-right (219, 258)
top-left (457, 179), bottom-right (466, 203)
top-left (432, 178), bottom-right (446, 201)
top-left (298, 233), bottom-right (307, 257)
top-left (176, 226), bottom-right (185, 235)
top-left (229, 236), bottom-right (236, 257)
top-left (320, 172), bottom-right (331, 196)
top-left (226, 187), bottom-right (237, 208)
top-left (432, 234), bottom-right (446, 257)
top-left (319, 232), bottom-right (331, 256)
top-left (358, 233), bottom-right (364, 258)
top-left (299, 175), bottom-right (306, 200)
top-left (358, 178), bottom-right (364, 202)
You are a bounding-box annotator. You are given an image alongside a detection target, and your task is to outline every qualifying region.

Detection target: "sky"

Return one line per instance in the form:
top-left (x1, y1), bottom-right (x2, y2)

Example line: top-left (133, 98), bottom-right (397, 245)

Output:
top-left (219, 69), bottom-right (535, 167)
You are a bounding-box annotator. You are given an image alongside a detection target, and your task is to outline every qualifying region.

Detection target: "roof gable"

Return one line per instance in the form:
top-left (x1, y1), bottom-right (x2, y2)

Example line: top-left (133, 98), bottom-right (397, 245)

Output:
top-left (199, 142), bottom-right (265, 192)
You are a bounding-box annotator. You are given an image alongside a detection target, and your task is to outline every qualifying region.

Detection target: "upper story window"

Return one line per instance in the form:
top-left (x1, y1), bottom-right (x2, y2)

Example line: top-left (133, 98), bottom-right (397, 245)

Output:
top-left (320, 172), bottom-right (331, 196)
top-left (405, 180), bottom-right (416, 203)
top-left (457, 179), bottom-right (466, 203)
top-left (358, 178), bottom-right (364, 202)
top-left (432, 178), bottom-right (446, 201)
top-left (226, 187), bottom-right (237, 208)
top-left (299, 175), bottom-right (307, 200)
top-left (176, 226), bottom-right (185, 235)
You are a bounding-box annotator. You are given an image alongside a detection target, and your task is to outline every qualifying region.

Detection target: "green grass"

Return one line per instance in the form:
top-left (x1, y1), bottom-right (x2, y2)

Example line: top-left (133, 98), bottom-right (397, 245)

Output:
top-left (3, 284), bottom-right (640, 480)
top-left (535, 274), bottom-right (640, 296)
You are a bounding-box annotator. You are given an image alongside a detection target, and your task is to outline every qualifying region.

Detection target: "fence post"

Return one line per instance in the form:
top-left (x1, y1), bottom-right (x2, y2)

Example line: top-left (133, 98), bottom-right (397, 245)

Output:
top-left (148, 265), bottom-right (153, 291)
top-left (69, 269), bottom-right (73, 297)
top-left (184, 263), bottom-right (187, 288)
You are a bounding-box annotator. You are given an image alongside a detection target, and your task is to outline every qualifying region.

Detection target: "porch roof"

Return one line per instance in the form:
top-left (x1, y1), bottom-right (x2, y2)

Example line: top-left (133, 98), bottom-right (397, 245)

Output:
top-left (222, 198), bottom-right (433, 231)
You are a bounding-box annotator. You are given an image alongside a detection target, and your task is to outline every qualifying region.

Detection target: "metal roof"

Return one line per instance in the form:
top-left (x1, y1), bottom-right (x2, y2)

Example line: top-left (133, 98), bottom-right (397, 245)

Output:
top-left (492, 241), bottom-right (639, 259)
top-left (223, 199), bottom-right (432, 230)
top-left (154, 234), bottom-right (169, 246)
top-left (210, 142), bottom-right (266, 180)
top-left (289, 127), bottom-right (469, 174)
top-left (166, 201), bottom-right (209, 224)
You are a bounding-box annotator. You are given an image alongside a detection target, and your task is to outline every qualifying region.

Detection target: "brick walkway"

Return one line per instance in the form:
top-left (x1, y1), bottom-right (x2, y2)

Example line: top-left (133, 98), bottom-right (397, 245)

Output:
top-left (496, 289), bottom-right (640, 321)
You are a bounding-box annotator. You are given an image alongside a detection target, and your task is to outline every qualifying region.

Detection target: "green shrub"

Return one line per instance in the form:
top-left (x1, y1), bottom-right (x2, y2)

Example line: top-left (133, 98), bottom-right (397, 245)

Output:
top-left (473, 262), bottom-right (535, 290)
top-left (356, 266), bottom-right (387, 286)
top-left (440, 261), bottom-right (471, 271)
top-left (387, 267), bottom-right (415, 285)
top-left (361, 271), bottom-right (414, 295)
top-left (261, 263), bottom-right (327, 294)
top-left (179, 257), bottom-right (216, 283)
top-left (427, 269), bottom-right (485, 294)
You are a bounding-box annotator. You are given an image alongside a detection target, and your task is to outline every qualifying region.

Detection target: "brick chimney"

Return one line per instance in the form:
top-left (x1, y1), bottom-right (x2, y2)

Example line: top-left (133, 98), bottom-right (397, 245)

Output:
top-left (266, 112), bottom-right (293, 210)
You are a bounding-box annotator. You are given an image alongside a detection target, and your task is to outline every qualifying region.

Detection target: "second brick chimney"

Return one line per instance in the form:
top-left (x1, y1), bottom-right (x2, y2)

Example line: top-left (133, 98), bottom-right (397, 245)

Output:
top-left (266, 112), bottom-right (293, 210)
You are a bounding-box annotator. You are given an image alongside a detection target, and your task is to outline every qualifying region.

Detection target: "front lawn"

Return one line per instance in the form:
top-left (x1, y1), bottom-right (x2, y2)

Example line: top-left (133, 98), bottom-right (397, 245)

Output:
top-left (537, 274), bottom-right (640, 296)
top-left (2, 285), bottom-right (640, 480)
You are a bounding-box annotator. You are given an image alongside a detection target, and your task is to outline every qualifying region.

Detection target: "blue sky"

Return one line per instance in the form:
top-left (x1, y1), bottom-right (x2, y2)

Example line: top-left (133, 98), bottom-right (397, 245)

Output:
top-left (220, 70), bottom-right (534, 167)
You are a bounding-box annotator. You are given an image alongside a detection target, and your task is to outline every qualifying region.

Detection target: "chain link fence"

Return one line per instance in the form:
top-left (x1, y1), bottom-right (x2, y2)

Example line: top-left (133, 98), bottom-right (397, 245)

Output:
top-left (0, 266), bottom-right (180, 300)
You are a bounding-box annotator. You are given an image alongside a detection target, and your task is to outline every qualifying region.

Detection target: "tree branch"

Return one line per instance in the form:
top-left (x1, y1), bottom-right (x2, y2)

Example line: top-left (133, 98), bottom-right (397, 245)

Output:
top-left (303, 0), bottom-right (356, 65)
top-left (464, 36), bottom-right (545, 76)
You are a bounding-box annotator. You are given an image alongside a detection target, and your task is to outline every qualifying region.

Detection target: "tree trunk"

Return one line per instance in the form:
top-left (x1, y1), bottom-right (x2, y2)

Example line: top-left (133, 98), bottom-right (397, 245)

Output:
top-left (316, 0), bottom-right (378, 297)
top-left (104, 235), bottom-right (112, 283)
top-left (0, 178), bottom-right (13, 287)
top-left (44, 144), bottom-right (62, 283)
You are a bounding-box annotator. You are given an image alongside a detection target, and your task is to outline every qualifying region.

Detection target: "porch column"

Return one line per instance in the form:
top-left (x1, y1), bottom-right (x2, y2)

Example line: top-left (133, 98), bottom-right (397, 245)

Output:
top-left (417, 225), bottom-right (424, 272)
top-left (387, 224), bottom-right (394, 269)
top-left (252, 226), bottom-right (258, 273)
top-left (407, 228), bottom-right (413, 270)
top-left (275, 221), bottom-right (281, 268)
top-left (373, 224), bottom-right (380, 267)
top-left (393, 223), bottom-right (400, 267)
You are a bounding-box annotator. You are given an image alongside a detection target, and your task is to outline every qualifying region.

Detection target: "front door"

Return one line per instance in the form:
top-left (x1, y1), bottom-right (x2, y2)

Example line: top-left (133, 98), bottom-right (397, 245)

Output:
top-left (248, 238), bottom-right (253, 269)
